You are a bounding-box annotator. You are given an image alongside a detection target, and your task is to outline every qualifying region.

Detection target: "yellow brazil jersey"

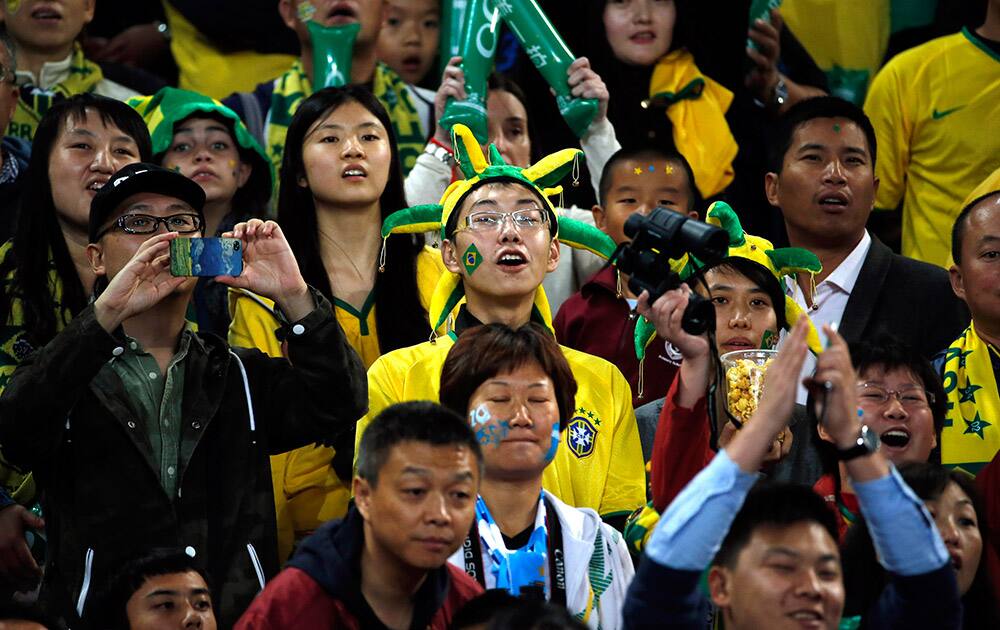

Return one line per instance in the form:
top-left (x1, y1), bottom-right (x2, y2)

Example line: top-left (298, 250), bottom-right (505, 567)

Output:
top-left (354, 335), bottom-right (647, 520)
top-left (864, 29), bottom-right (1000, 268)
top-left (782, 0), bottom-right (890, 104)
top-left (227, 246), bottom-right (445, 561)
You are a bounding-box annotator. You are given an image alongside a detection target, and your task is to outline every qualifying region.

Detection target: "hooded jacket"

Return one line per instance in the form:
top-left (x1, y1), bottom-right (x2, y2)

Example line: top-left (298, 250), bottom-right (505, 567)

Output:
top-left (235, 507), bottom-right (482, 628)
top-left (448, 490), bottom-right (634, 628)
top-left (0, 291), bottom-right (366, 627)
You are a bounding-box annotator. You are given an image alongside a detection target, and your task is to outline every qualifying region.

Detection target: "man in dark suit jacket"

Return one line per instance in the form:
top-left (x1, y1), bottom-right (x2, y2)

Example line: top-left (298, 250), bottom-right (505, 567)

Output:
top-left (764, 96), bottom-right (968, 403)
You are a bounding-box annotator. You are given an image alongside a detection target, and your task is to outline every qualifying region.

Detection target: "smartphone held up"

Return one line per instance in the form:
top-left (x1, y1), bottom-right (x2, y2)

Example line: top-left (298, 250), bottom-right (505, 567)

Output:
top-left (170, 237), bottom-right (243, 277)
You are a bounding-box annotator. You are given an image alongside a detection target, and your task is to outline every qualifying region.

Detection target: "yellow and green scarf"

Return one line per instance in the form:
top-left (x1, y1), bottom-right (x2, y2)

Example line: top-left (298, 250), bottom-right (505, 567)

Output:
top-left (648, 49), bottom-right (739, 199)
top-left (264, 60), bottom-right (425, 180)
top-left (9, 44), bottom-right (104, 142)
top-left (941, 323), bottom-right (1000, 475)
top-left (0, 243), bottom-right (72, 505)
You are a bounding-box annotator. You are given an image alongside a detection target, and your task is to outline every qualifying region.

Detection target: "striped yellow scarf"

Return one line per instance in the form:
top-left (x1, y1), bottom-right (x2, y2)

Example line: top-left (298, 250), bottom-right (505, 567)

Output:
top-left (264, 61), bottom-right (424, 181)
top-left (9, 44), bottom-right (105, 141)
top-left (941, 324), bottom-right (1000, 475)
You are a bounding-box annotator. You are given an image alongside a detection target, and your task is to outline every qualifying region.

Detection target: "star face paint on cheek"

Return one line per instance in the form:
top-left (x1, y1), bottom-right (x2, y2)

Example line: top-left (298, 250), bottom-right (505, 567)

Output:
top-left (632, 167), bottom-right (642, 175)
top-left (833, 123), bottom-right (841, 134)
top-left (168, 164), bottom-right (182, 174)
top-left (6, 1), bottom-right (21, 16)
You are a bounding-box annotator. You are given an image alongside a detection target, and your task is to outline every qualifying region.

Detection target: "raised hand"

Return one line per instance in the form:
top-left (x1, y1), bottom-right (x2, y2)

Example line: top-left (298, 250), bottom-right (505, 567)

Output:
top-left (745, 8), bottom-right (783, 103)
top-left (636, 288), bottom-right (711, 361)
top-left (726, 317), bottom-right (809, 472)
top-left (567, 57), bottom-right (609, 124)
top-left (218, 220), bottom-right (313, 321)
top-left (434, 56), bottom-right (467, 146)
top-left (638, 288), bottom-right (712, 407)
top-left (94, 232), bottom-right (189, 332)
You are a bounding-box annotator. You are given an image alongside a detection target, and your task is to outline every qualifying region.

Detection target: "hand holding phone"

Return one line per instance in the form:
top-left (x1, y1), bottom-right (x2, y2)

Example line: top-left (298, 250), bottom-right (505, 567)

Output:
top-left (170, 237), bottom-right (243, 277)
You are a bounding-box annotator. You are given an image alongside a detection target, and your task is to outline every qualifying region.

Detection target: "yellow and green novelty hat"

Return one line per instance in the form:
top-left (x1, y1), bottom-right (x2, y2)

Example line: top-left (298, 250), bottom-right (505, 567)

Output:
top-left (633, 201), bottom-right (824, 360)
top-left (128, 87), bottom-right (274, 199)
top-left (381, 124), bottom-right (617, 333)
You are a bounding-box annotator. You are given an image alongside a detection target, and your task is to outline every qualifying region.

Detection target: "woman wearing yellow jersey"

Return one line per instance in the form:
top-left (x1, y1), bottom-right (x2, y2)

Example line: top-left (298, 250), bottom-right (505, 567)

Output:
top-left (228, 85), bottom-right (444, 561)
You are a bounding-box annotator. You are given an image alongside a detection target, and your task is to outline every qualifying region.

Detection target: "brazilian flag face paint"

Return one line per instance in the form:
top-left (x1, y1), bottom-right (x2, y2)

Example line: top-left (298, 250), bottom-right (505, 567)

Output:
top-left (464, 243), bottom-right (483, 275)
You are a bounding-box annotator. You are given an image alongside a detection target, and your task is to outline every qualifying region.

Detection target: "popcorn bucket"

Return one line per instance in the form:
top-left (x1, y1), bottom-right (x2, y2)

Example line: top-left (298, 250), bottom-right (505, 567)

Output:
top-left (721, 349), bottom-right (778, 424)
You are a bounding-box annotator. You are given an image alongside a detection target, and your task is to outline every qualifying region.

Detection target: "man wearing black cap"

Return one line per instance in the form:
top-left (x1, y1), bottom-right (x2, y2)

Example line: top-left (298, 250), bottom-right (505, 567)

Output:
top-left (0, 163), bottom-right (367, 626)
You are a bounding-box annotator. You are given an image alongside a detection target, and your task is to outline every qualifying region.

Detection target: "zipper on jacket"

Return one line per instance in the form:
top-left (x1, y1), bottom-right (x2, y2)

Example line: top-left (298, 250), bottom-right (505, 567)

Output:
top-left (246, 542), bottom-right (265, 591)
top-left (76, 547), bottom-right (94, 617)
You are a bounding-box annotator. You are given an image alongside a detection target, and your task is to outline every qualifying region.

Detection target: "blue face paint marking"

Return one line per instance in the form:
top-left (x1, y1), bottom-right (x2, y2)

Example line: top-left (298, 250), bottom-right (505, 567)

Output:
top-left (543, 426), bottom-right (560, 463)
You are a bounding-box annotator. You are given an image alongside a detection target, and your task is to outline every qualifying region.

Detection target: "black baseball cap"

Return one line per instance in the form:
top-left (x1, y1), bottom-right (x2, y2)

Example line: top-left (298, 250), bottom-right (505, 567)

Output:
top-left (89, 162), bottom-right (207, 242)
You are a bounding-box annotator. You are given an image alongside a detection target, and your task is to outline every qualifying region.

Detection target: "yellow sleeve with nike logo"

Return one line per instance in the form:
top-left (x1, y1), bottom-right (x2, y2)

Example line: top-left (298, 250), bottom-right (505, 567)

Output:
top-left (865, 30), bottom-right (1000, 268)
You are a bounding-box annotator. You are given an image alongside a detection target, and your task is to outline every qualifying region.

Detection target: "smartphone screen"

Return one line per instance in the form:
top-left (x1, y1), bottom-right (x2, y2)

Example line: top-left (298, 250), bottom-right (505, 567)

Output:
top-left (170, 237), bottom-right (243, 277)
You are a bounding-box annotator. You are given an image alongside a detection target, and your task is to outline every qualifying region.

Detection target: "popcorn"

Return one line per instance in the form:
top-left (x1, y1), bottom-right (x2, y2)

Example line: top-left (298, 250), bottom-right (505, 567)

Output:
top-left (723, 355), bottom-right (774, 423)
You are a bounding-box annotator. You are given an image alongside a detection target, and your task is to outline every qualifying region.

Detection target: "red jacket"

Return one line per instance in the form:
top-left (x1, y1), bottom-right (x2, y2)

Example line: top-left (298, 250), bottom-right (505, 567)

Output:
top-left (554, 266), bottom-right (680, 408)
top-left (649, 374), bottom-right (827, 515)
top-left (235, 509), bottom-right (482, 628)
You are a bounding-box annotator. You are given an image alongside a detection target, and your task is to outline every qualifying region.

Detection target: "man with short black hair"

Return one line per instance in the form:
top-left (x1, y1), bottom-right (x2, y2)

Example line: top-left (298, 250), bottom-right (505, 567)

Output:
top-left (237, 401), bottom-right (484, 628)
top-left (95, 548), bottom-right (217, 630)
top-left (623, 321), bottom-right (962, 629)
top-left (0, 162), bottom-right (366, 626)
top-left (937, 190), bottom-right (1000, 474)
top-left (766, 96), bottom-right (968, 403)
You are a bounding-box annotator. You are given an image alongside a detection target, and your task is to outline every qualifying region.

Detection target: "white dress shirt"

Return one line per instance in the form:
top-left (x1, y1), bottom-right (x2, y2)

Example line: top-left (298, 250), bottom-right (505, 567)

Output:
top-left (788, 230), bottom-right (872, 404)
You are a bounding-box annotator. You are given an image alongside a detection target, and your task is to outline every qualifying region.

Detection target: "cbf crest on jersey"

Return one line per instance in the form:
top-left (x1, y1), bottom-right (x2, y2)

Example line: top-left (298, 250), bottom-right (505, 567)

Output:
top-left (567, 408), bottom-right (599, 458)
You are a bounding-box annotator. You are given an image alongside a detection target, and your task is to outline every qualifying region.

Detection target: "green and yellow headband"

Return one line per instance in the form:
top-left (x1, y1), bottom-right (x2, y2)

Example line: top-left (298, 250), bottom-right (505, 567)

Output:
top-left (381, 123), bottom-right (616, 333)
top-left (632, 201), bottom-right (824, 359)
top-left (127, 87), bottom-right (274, 195)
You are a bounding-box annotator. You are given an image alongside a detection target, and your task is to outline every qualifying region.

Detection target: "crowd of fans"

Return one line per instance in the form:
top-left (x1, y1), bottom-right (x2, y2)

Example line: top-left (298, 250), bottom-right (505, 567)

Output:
top-left (0, 0), bottom-right (997, 628)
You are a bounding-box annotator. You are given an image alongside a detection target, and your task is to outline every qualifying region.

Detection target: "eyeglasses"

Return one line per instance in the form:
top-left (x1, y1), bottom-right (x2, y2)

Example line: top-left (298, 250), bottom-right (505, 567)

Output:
top-left (97, 213), bottom-right (203, 239)
top-left (856, 383), bottom-right (934, 409)
top-left (459, 208), bottom-right (549, 233)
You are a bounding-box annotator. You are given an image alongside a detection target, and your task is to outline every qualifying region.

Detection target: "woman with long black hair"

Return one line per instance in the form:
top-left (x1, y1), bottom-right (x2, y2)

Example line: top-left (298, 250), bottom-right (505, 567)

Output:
top-left (228, 85), bottom-right (444, 561)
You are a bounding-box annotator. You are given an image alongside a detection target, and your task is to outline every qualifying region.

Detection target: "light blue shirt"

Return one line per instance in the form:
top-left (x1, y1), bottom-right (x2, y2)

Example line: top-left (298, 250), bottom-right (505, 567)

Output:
top-left (646, 449), bottom-right (948, 577)
top-left (853, 467), bottom-right (949, 576)
top-left (646, 449), bottom-right (758, 571)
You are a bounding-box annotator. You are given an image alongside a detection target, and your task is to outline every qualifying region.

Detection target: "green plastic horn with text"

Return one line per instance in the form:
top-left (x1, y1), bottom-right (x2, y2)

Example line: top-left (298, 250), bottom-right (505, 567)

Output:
top-left (306, 20), bottom-right (360, 88)
top-left (439, 0), bottom-right (500, 143)
top-left (497, 0), bottom-right (598, 138)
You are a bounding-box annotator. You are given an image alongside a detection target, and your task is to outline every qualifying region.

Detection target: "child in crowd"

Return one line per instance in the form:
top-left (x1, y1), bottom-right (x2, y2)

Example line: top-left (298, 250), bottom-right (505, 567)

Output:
top-left (129, 87), bottom-right (273, 335)
top-left (555, 146), bottom-right (701, 408)
top-left (375, 0), bottom-right (441, 87)
top-left (1, 0), bottom-right (139, 141)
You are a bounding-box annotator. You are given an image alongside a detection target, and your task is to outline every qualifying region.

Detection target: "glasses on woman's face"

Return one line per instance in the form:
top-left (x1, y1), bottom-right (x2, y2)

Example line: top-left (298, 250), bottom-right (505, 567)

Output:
top-left (97, 213), bottom-right (203, 239)
top-left (857, 383), bottom-right (934, 409)
top-left (459, 208), bottom-right (549, 234)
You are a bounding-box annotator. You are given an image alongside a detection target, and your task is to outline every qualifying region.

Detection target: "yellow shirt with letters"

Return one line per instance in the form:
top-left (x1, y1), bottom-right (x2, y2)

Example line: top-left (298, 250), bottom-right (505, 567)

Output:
top-left (864, 29), bottom-right (1000, 268)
